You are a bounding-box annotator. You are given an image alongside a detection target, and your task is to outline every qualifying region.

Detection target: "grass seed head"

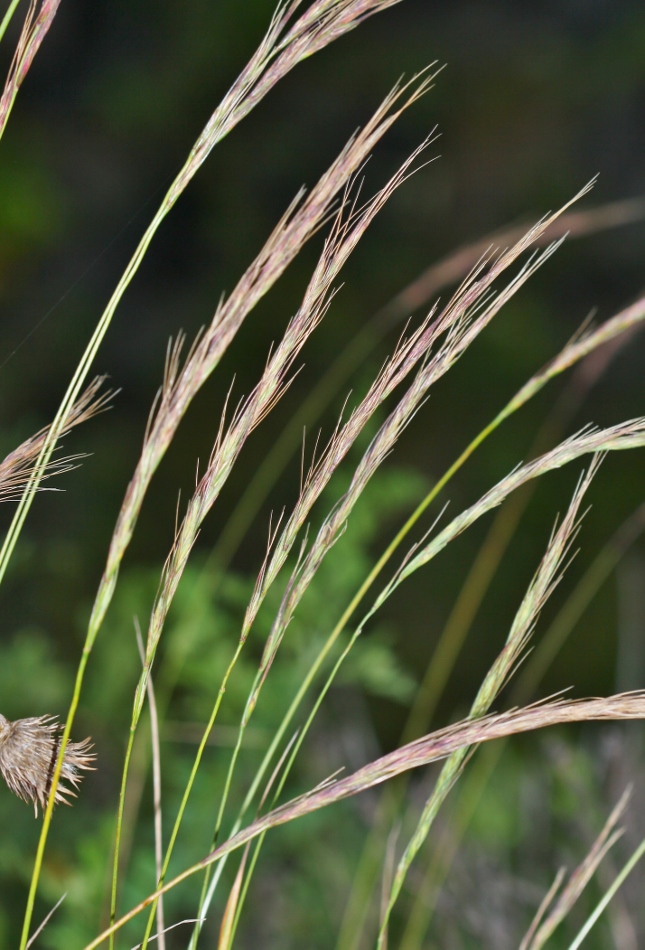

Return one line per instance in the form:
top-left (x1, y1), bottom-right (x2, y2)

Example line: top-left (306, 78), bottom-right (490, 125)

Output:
top-left (0, 714), bottom-right (94, 816)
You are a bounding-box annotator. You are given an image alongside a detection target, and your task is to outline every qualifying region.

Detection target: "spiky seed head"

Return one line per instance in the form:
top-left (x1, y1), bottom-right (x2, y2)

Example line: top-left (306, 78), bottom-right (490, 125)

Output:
top-left (0, 713), bottom-right (95, 817)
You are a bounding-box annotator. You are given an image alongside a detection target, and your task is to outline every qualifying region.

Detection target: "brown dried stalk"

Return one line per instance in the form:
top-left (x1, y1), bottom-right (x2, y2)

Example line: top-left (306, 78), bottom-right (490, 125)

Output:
top-left (0, 377), bottom-right (111, 502)
top-left (0, 713), bottom-right (94, 816)
top-left (391, 196), bottom-right (645, 319)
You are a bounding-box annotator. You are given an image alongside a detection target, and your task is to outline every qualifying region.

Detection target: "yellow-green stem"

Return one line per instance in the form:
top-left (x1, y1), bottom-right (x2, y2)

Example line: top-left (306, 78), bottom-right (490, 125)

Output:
top-left (239, 408), bottom-right (505, 807)
top-left (16, 200), bottom-right (184, 947)
top-left (0, 0), bottom-right (21, 42)
top-left (395, 505), bottom-right (645, 950)
top-left (567, 837), bottom-right (645, 950)
top-left (19, 645), bottom-right (91, 950)
top-left (109, 727), bottom-right (138, 950)
top-left (139, 642), bottom-right (246, 950)
top-left (188, 411), bottom-right (507, 936)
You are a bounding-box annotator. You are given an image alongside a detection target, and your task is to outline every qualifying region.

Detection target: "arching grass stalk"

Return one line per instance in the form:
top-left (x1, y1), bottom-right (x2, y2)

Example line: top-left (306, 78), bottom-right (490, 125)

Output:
top-left (17, 7), bottom-right (432, 946)
top-left (115, 201), bottom-right (645, 929)
top-left (83, 685), bottom-right (645, 949)
top-left (116, 121), bottom-right (439, 950)
top-left (374, 463), bottom-right (599, 947)
top-left (191, 290), bottom-right (645, 938)
top-left (206, 196), bottom-right (645, 577)
top-left (187, 204), bottom-right (586, 938)
top-left (398, 499), bottom-right (645, 950)
top-left (20, 59), bottom-right (433, 950)
top-left (338, 301), bottom-right (645, 950)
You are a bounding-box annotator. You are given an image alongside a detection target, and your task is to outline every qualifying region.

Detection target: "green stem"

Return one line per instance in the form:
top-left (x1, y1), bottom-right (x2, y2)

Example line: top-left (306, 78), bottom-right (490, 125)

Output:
top-left (109, 727), bottom-right (138, 949)
top-left (186, 671), bottom-right (264, 948)
top-left (194, 369), bottom-right (589, 941)
top-left (397, 503), bottom-right (645, 949)
top-left (16, 206), bottom-right (172, 949)
top-left (19, 645), bottom-right (91, 950)
top-left (0, 0), bottom-right (21, 42)
top-left (567, 837), bottom-right (645, 950)
top-left (191, 411), bottom-right (510, 937)
top-left (139, 643), bottom-right (246, 950)
top-left (228, 837), bottom-right (263, 947)
top-left (2, 204), bottom-right (167, 594)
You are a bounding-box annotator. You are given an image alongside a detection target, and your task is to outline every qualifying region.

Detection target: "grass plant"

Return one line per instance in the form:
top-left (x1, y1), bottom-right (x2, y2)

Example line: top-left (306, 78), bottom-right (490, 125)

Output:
top-left (2, 1), bottom-right (645, 948)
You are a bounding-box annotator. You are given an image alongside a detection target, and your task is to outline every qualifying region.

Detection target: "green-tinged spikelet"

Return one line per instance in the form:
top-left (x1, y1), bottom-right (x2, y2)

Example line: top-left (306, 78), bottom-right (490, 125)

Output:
top-left (0, 713), bottom-right (94, 816)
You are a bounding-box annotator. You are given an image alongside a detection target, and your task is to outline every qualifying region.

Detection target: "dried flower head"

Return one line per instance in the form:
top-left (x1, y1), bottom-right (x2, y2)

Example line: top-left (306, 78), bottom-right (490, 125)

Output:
top-left (0, 713), bottom-right (94, 816)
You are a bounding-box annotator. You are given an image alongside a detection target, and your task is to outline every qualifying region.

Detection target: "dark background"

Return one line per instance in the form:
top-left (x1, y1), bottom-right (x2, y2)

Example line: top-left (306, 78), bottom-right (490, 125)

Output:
top-left (1, 1), bottom-right (645, 946)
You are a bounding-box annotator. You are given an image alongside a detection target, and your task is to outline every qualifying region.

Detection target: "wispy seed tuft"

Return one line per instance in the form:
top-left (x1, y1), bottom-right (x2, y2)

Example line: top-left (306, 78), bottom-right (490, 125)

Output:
top-left (0, 714), bottom-right (94, 816)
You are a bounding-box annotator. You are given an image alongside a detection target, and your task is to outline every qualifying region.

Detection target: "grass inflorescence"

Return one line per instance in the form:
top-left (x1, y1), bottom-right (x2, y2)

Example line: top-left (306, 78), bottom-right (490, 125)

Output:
top-left (1, 2), bottom-right (645, 948)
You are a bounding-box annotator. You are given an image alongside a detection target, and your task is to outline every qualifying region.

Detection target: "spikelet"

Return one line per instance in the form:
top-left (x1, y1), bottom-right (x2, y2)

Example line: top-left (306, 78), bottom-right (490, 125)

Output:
top-left (0, 713), bottom-right (94, 816)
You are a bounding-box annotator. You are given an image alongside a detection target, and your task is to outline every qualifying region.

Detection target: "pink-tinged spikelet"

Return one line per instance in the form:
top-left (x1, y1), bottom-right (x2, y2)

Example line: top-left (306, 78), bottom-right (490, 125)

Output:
top-left (0, 713), bottom-right (94, 816)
